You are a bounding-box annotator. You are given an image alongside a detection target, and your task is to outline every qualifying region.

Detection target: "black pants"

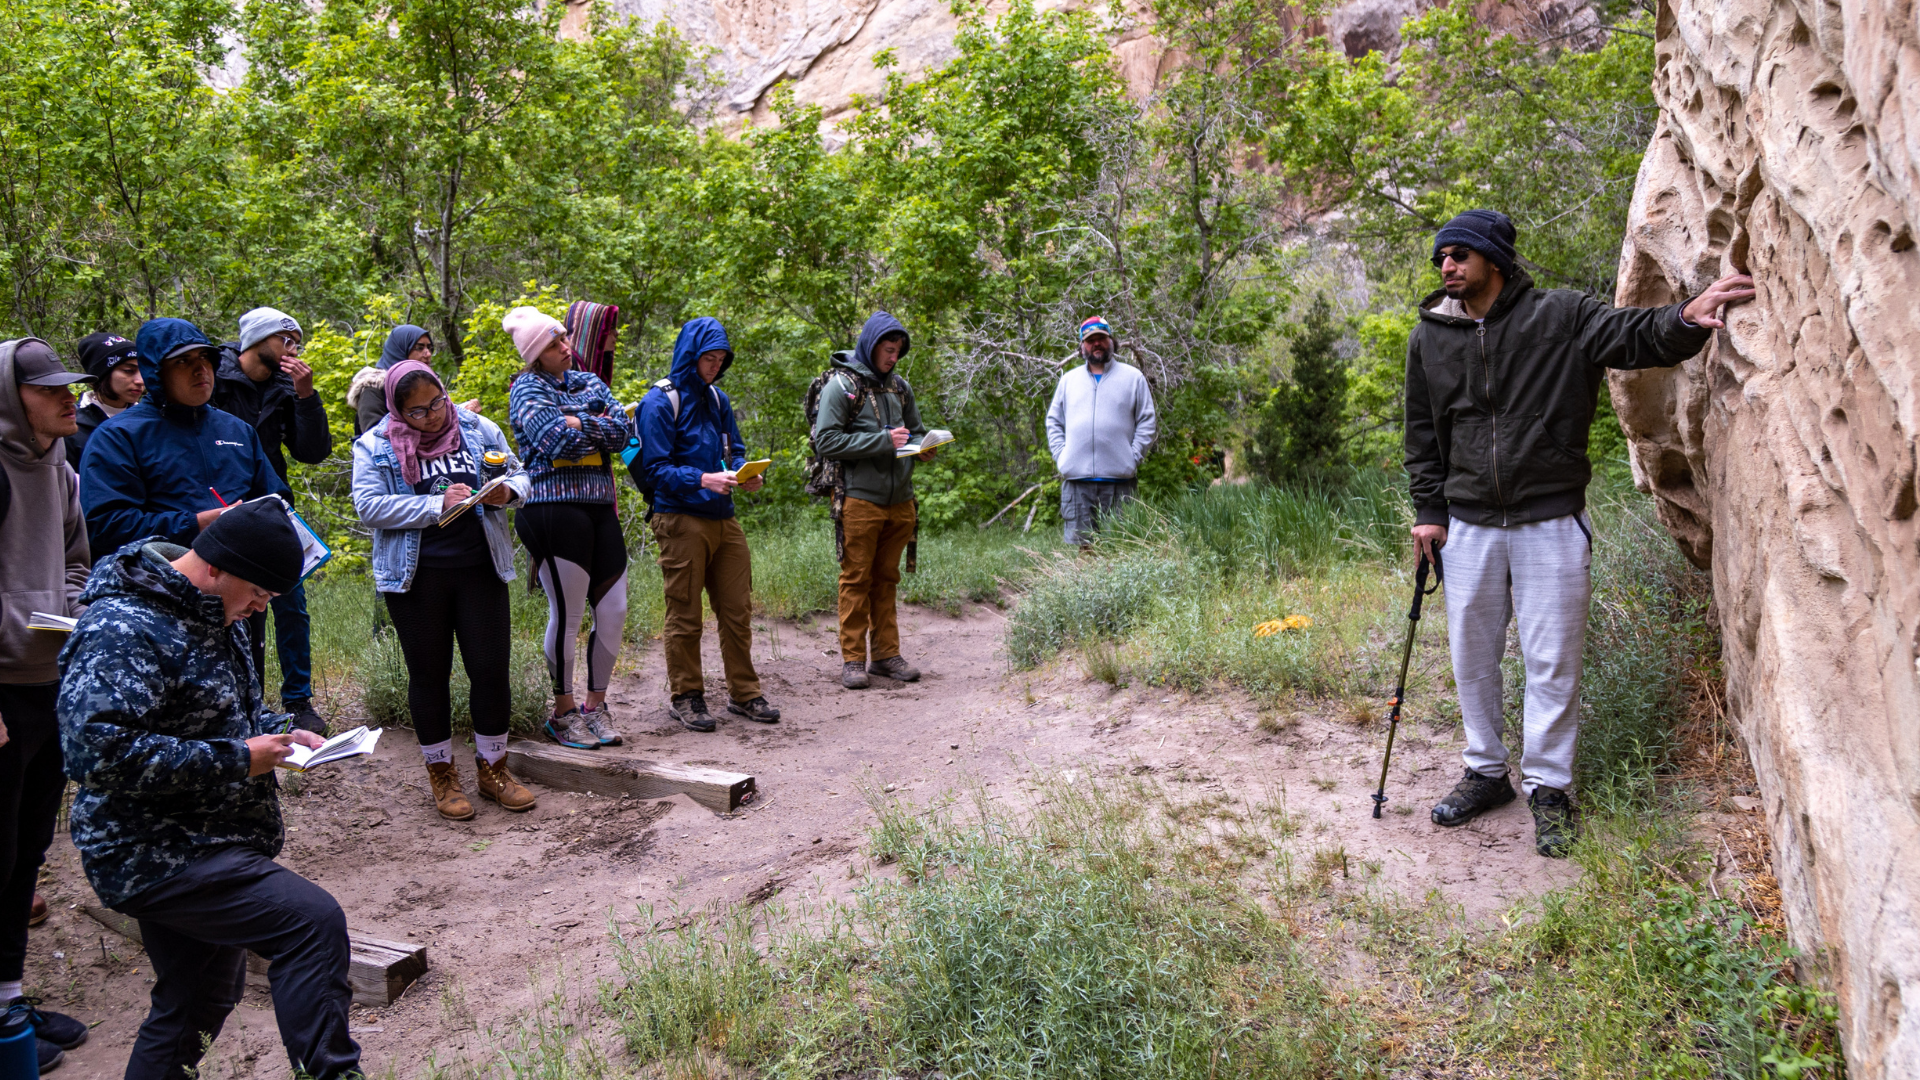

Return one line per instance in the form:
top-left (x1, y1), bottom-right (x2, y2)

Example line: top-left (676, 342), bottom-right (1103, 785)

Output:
top-left (515, 501), bottom-right (629, 696)
top-left (113, 846), bottom-right (360, 1080)
top-left (0, 682), bottom-right (62, 984)
top-left (383, 565), bottom-right (512, 746)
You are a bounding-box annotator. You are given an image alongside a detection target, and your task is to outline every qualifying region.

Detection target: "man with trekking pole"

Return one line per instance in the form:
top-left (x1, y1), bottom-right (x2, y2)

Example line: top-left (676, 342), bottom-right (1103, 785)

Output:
top-left (1403, 209), bottom-right (1754, 856)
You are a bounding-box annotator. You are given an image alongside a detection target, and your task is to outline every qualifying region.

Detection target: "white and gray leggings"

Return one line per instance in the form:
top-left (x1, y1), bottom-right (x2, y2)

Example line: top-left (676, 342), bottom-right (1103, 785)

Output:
top-left (1444, 513), bottom-right (1593, 795)
top-left (515, 502), bottom-right (629, 696)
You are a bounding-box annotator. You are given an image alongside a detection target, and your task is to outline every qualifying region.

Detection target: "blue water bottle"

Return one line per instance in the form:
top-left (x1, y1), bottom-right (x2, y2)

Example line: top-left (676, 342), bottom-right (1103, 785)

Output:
top-left (0, 1001), bottom-right (37, 1079)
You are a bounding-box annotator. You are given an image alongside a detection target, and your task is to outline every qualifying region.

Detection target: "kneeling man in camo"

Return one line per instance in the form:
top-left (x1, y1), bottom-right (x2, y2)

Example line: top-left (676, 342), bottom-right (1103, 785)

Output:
top-left (1404, 209), bottom-right (1754, 856)
top-left (59, 499), bottom-right (361, 1078)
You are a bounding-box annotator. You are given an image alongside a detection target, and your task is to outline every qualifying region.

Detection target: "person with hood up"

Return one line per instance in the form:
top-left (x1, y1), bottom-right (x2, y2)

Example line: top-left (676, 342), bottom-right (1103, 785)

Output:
top-left (634, 317), bottom-right (779, 732)
top-left (810, 312), bottom-right (938, 690)
top-left (79, 318), bottom-right (297, 725)
top-left (59, 499), bottom-right (360, 1079)
top-left (564, 299), bottom-right (620, 387)
top-left (1045, 316), bottom-right (1158, 545)
top-left (64, 331), bottom-right (143, 462)
top-left (353, 360), bottom-right (536, 820)
top-left (1405, 209), bottom-right (1755, 856)
top-left (0, 338), bottom-right (94, 1072)
top-left (213, 308), bottom-right (334, 735)
top-left (504, 306), bottom-right (633, 749)
top-left (349, 324), bottom-right (435, 437)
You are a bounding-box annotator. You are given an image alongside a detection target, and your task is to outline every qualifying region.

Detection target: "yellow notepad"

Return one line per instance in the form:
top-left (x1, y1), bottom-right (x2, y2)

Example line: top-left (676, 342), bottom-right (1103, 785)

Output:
top-left (732, 459), bottom-right (773, 483)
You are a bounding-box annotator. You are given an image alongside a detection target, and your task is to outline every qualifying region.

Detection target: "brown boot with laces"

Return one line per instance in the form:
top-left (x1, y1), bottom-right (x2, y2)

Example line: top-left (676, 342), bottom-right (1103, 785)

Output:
top-left (475, 755), bottom-right (537, 812)
top-left (426, 761), bottom-right (475, 821)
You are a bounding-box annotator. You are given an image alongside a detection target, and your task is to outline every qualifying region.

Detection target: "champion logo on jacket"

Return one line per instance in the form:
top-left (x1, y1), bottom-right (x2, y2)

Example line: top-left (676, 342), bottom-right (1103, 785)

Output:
top-left (215, 439), bottom-right (246, 448)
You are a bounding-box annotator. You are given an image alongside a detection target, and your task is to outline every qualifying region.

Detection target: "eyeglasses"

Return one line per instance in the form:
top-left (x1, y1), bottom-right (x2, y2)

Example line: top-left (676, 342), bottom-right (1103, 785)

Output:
top-left (403, 394), bottom-right (448, 421)
top-left (1431, 247), bottom-right (1476, 268)
top-left (410, 340), bottom-right (436, 357)
top-left (275, 334), bottom-right (302, 353)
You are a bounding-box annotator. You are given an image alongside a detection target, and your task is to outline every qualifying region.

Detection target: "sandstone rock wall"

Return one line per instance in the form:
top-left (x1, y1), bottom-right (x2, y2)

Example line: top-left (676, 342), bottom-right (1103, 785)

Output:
top-left (1610, 0), bottom-right (1920, 1073)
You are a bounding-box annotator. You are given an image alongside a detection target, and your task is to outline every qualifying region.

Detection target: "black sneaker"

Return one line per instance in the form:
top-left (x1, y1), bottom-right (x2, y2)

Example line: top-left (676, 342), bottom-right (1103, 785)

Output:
top-left (38, 1037), bottom-right (64, 1072)
top-left (670, 693), bottom-right (715, 733)
top-left (727, 697), bottom-right (780, 724)
top-left (1530, 786), bottom-right (1577, 858)
top-left (7, 996), bottom-right (88, 1050)
top-left (286, 702), bottom-right (329, 736)
top-left (1429, 768), bottom-right (1517, 827)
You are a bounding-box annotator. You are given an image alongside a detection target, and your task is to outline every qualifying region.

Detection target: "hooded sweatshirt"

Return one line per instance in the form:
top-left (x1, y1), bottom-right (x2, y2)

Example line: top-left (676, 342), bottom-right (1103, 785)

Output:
top-left (213, 342), bottom-right (333, 481)
top-left (58, 540), bottom-right (291, 907)
top-left (1044, 355), bottom-right (1158, 481)
top-left (635, 317), bottom-right (747, 519)
top-left (0, 338), bottom-right (92, 683)
top-left (79, 319), bottom-right (289, 559)
top-left (349, 324), bottom-right (430, 436)
top-left (810, 312), bottom-right (926, 507)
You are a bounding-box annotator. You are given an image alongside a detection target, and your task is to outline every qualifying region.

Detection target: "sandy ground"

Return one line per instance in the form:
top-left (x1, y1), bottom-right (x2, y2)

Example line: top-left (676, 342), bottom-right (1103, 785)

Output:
top-left (25, 602), bottom-right (1577, 1078)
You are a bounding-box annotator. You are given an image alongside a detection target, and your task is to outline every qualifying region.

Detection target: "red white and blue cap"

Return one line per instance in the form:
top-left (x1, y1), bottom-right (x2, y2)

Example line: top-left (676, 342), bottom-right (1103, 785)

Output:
top-left (1079, 316), bottom-right (1113, 342)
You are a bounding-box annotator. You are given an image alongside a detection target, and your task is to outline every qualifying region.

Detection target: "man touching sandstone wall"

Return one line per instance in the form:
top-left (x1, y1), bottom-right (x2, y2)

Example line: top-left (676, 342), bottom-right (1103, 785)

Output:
top-left (1608, 0), bottom-right (1920, 1073)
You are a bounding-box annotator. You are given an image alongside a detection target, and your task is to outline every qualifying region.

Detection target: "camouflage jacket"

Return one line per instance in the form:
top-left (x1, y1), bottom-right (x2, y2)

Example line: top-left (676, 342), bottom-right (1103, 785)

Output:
top-left (58, 540), bottom-right (292, 908)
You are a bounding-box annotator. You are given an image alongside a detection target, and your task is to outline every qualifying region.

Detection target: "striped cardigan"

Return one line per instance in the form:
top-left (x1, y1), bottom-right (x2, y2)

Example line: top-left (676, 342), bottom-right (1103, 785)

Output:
top-left (507, 369), bottom-right (629, 505)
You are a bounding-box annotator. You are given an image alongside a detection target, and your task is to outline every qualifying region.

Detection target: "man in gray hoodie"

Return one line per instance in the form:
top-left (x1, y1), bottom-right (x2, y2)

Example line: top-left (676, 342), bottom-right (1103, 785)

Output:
top-left (0, 338), bottom-right (94, 1069)
top-left (1045, 316), bottom-right (1158, 544)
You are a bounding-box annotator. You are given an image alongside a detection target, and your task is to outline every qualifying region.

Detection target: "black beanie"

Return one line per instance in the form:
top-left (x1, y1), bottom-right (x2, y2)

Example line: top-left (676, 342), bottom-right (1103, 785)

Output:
top-left (1433, 209), bottom-right (1518, 278)
top-left (76, 332), bottom-right (139, 384)
top-left (192, 497), bottom-right (304, 595)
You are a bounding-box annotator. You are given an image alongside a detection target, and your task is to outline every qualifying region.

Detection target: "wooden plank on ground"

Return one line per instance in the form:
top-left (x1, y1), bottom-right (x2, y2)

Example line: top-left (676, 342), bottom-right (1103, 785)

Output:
top-left (82, 904), bottom-right (142, 944)
top-left (505, 740), bottom-right (755, 812)
top-left (245, 932), bottom-right (428, 1007)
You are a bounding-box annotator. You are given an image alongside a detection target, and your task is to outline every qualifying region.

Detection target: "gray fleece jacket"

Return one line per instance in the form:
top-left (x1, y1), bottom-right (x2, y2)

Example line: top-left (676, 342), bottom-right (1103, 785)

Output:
top-left (1045, 360), bottom-right (1158, 480)
top-left (0, 338), bottom-right (92, 684)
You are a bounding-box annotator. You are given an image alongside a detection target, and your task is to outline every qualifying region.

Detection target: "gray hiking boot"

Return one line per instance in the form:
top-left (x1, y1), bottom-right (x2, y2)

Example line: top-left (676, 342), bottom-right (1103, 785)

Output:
top-left (544, 708), bottom-right (598, 750)
top-left (1530, 786), bottom-right (1577, 858)
top-left (728, 697), bottom-right (781, 723)
top-left (869, 655), bottom-right (921, 682)
top-left (1430, 768), bottom-right (1517, 827)
top-left (670, 693), bottom-right (715, 733)
top-left (841, 662), bottom-right (871, 690)
top-left (580, 704), bottom-right (623, 746)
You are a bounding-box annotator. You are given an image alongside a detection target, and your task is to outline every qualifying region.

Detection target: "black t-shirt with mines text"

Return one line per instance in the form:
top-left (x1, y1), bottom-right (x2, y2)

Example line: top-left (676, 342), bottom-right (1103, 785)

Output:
top-left (412, 443), bottom-right (492, 568)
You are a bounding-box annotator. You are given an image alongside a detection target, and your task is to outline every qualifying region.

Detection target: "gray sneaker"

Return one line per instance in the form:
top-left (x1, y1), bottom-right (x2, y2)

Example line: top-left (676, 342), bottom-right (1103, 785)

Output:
top-left (580, 705), bottom-right (623, 746)
top-left (544, 709), bottom-right (598, 750)
top-left (1430, 768), bottom-right (1517, 826)
top-left (869, 655), bottom-right (921, 682)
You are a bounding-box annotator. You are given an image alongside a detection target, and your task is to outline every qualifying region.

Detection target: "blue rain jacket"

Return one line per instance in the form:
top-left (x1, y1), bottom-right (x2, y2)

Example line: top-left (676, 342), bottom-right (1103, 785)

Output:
top-left (635, 318), bottom-right (747, 519)
top-left (79, 319), bottom-right (288, 557)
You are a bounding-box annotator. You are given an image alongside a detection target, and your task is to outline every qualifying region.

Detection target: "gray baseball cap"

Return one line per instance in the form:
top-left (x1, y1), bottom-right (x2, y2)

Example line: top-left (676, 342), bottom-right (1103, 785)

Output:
top-left (12, 340), bottom-right (94, 386)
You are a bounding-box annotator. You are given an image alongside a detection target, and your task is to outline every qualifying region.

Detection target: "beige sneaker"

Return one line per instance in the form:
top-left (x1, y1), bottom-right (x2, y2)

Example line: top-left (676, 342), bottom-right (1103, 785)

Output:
top-left (475, 755), bottom-right (536, 812)
top-left (426, 761), bottom-right (475, 821)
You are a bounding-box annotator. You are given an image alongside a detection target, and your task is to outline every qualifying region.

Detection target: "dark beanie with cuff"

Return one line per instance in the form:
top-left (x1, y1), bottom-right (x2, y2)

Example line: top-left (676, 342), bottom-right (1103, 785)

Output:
top-left (192, 497), bottom-right (304, 595)
top-left (1433, 209), bottom-right (1518, 278)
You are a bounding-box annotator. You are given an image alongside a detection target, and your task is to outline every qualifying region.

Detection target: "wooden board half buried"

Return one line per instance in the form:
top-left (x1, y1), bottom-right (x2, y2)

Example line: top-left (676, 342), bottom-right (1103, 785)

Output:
top-left (85, 907), bottom-right (426, 1007)
top-left (505, 740), bottom-right (755, 812)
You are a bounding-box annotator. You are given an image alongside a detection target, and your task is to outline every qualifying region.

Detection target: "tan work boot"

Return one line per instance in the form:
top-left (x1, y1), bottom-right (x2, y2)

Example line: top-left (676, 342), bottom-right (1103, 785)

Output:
top-left (426, 761), bottom-right (475, 821)
top-left (475, 755), bottom-right (537, 812)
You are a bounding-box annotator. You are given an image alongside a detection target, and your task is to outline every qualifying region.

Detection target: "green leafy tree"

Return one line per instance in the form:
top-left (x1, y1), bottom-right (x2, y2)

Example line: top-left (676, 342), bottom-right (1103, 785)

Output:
top-left (1248, 295), bottom-right (1347, 481)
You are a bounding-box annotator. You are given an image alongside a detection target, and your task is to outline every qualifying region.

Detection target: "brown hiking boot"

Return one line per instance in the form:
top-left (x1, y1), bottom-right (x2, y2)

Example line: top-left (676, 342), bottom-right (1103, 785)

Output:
top-left (841, 662), bottom-right (871, 689)
top-left (28, 892), bottom-right (48, 927)
top-left (869, 655), bottom-right (920, 682)
top-left (475, 755), bottom-right (537, 812)
top-left (426, 761), bottom-right (475, 821)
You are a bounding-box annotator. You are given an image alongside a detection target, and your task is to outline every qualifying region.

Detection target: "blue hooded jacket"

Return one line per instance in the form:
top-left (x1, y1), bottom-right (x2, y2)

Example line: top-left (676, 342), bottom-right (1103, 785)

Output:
top-left (79, 318), bottom-right (288, 557)
top-left (636, 317), bottom-right (747, 519)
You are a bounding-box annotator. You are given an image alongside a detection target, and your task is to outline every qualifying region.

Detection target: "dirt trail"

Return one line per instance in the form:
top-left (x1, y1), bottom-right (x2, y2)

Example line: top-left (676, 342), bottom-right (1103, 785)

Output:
top-left (26, 602), bottom-right (1573, 1077)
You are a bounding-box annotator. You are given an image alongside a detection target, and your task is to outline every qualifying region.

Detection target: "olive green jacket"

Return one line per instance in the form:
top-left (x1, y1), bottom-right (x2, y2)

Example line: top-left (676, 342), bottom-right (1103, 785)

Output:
top-left (810, 351), bottom-right (925, 507)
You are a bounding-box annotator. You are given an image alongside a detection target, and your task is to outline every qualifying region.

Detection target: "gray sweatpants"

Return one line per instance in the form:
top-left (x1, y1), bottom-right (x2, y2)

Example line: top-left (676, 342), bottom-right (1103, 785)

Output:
top-left (1444, 513), bottom-right (1592, 794)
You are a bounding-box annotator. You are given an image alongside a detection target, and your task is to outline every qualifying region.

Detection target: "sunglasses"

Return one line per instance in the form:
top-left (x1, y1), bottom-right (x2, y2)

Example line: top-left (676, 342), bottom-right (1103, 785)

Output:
top-left (1431, 247), bottom-right (1476, 268)
top-left (402, 394), bottom-right (448, 421)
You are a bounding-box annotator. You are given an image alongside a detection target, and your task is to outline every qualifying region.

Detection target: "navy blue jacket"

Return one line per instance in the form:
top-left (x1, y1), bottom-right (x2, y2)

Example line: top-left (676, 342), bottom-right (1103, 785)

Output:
top-left (636, 317), bottom-right (747, 519)
top-left (79, 319), bottom-right (289, 558)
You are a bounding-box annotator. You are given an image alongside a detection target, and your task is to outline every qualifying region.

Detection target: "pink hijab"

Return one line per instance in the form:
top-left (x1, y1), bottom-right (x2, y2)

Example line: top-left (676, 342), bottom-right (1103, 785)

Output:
top-left (383, 360), bottom-right (462, 486)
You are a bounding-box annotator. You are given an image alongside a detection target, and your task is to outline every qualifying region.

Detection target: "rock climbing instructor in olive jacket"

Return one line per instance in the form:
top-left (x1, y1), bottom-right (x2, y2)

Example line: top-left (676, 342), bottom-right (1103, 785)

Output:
top-left (1404, 208), bottom-right (1754, 856)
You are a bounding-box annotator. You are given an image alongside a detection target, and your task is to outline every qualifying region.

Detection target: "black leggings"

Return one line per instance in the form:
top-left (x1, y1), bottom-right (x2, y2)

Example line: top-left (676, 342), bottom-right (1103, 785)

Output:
top-left (382, 566), bottom-right (512, 746)
top-left (515, 501), bottom-right (629, 696)
top-left (0, 682), bottom-right (61, 983)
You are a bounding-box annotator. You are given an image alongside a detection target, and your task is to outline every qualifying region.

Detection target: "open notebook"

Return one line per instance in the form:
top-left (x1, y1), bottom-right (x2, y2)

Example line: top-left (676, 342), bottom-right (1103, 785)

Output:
top-left (279, 725), bottom-right (383, 772)
top-left (437, 476), bottom-right (510, 527)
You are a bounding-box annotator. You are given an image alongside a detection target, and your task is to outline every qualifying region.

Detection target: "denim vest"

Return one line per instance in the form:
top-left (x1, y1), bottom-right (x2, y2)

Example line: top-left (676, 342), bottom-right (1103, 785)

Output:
top-left (351, 411), bottom-right (528, 593)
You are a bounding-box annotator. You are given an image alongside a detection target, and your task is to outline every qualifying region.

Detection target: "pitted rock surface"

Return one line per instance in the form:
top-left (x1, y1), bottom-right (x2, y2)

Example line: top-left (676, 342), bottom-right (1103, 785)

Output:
top-left (1611, 0), bottom-right (1920, 1072)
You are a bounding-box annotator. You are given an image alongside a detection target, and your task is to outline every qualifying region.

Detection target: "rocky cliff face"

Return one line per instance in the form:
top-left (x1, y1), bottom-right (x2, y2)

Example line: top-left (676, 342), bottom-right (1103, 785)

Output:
top-left (1610, 0), bottom-right (1920, 1073)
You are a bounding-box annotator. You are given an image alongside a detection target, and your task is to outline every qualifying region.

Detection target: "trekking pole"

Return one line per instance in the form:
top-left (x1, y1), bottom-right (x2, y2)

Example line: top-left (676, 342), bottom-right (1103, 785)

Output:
top-left (1372, 545), bottom-right (1443, 819)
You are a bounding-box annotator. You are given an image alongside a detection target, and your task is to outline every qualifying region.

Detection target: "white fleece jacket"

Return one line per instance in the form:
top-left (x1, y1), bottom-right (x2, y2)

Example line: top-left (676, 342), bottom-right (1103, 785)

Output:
top-left (1045, 360), bottom-right (1157, 480)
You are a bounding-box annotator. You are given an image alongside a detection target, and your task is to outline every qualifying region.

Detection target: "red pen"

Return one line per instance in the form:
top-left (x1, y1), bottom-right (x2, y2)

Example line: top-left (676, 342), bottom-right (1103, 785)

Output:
top-left (209, 487), bottom-right (229, 508)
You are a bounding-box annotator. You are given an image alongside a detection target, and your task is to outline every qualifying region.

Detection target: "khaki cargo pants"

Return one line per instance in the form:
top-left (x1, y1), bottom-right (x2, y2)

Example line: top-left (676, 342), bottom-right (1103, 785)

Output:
top-left (648, 513), bottom-right (761, 703)
top-left (837, 497), bottom-right (916, 663)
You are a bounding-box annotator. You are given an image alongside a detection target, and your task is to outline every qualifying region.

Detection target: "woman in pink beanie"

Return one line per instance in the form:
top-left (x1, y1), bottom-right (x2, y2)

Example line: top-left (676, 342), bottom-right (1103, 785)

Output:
top-left (503, 305), bottom-right (633, 750)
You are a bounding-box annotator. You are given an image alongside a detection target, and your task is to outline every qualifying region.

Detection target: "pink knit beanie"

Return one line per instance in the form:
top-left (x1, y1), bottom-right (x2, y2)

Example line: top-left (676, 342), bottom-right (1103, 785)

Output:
top-left (503, 306), bottom-right (566, 365)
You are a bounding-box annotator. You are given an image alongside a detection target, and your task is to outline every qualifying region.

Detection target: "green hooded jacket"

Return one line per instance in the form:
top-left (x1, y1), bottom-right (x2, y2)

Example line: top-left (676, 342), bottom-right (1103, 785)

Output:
top-left (811, 314), bottom-right (925, 507)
